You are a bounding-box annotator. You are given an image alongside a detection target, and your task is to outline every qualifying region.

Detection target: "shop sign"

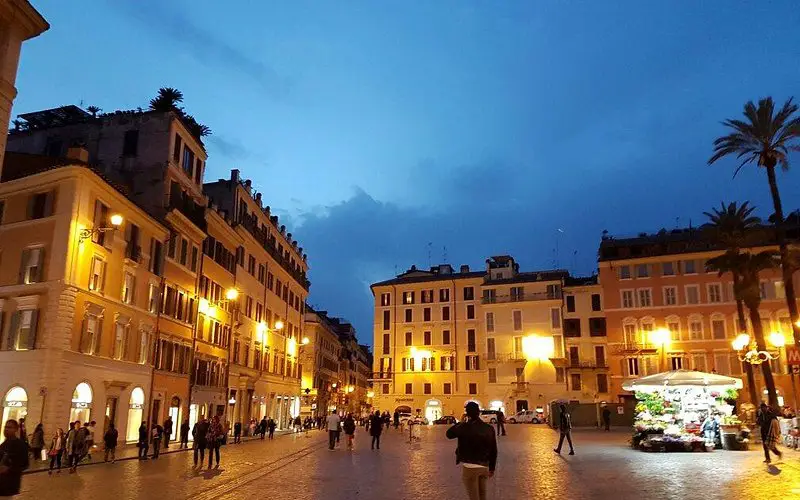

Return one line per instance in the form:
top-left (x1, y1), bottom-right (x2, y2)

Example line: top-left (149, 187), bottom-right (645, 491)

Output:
top-left (129, 403), bottom-right (143, 410)
top-left (395, 398), bottom-right (414, 403)
top-left (72, 402), bottom-right (91, 409)
top-left (786, 346), bottom-right (800, 366)
top-left (617, 407), bottom-right (624, 415)
top-left (5, 401), bottom-right (24, 408)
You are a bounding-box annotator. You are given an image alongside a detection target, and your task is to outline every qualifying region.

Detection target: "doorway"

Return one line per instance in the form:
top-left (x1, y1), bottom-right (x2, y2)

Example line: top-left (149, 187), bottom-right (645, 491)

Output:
top-left (105, 397), bottom-right (118, 435)
top-left (424, 399), bottom-right (442, 422)
top-left (1, 387), bottom-right (28, 443)
top-left (516, 400), bottom-right (529, 412)
top-left (151, 399), bottom-right (161, 426)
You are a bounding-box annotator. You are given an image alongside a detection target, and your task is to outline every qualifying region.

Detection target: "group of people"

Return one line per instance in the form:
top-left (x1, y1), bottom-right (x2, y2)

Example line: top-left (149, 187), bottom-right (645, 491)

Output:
top-left (323, 410), bottom-right (388, 451)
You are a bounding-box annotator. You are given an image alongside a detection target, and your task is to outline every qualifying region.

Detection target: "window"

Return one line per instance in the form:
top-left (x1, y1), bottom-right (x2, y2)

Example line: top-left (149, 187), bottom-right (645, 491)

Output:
top-left (81, 312), bottom-right (103, 355)
top-left (405, 383), bottom-right (412, 395)
top-left (466, 304), bottom-right (475, 320)
top-left (441, 356), bottom-right (454, 371)
top-left (620, 266), bottom-right (631, 279)
top-left (689, 318), bottom-right (703, 340)
top-left (382, 334), bottom-right (390, 355)
top-left (708, 284), bottom-right (722, 303)
top-left (510, 286), bottom-right (524, 302)
top-left (775, 281), bottom-right (786, 300)
top-left (563, 318), bottom-right (581, 337)
top-left (550, 308), bottom-right (561, 329)
top-left (627, 358), bottom-right (640, 377)
top-left (4, 309), bottom-right (39, 351)
top-left (685, 285), bottom-right (700, 305)
top-left (439, 288), bottom-right (450, 302)
top-left (555, 368), bottom-right (565, 383)
top-left (711, 317), bottom-right (726, 339)
top-left (380, 293), bottom-right (391, 306)
top-left (566, 295), bottom-right (575, 312)
top-left (638, 289), bottom-right (652, 307)
top-left (714, 353), bottom-right (730, 374)
top-left (149, 238), bottom-right (163, 276)
top-left (195, 159), bottom-right (203, 184)
top-left (19, 247), bottom-right (45, 284)
top-left (662, 262), bottom-right (675, 276)
top-left (486, 312), bottom-right (494, 333)
top-left (423, 331), bottom-right (431, 346)
top-left (138, 328), bottom-right (151, 364)
top-left (91, 200), bottom-right (110, 246)
top-left (667, 319), bottom-right (680, 341)
top-left (423, 383), bottom-right (431, 395)
top-left (463, 287), bottom-right (474, 301)
top-left (383, 310), bottom-right (390, 331)
top-left (595, 345), bottom-right (606, 367)
top-left (168, 232), bottom-right (177, 259)
top-left (147, 283), bottom-right (159, 314)
top-left (684, 260), bottom-right (697, 274)
top-left (122, 129), bottom-right (139, 156)
top-left (759, 281), bottom-right (769, 299)
top-left (488, 368), bottom-right (497, 383)
top-left (443, 383), bottom-right (452, 395)
top-left (190, 246), bottom-right (198, 272)
top-left (423, 307), bottom-right (431, 322)
top-left (589, 318), bottom-right (606, 337)
top-left (421, 290), bottom-right (434, 303)
top-left (591, 294), bottom-right (601, 311)
top-left (182, 146), bottom-right (195, 175)
top-left (404, 309), bottom-right (412, 323)
top-left (467, 330), bottom-right (476, 352)
top-left (173, 133), bottom-right (182, 162)
top-left (622, 290), bottom-right (635, 308)
top-left (468, 383), bottom-right (477, 395)
top-left (570, 374), bottom-right (582, 391)
top-left (405, 332), bottom-right (412, 346)
top-left (623, 323), bottom-right (637, 345)
top-left (465, 355), bottom-right (479, 370)
top-left (89, 256), bottom-right (106, 292)
top-left (402, 291), bottom-right (415, 304)
top-left (513, 336), bottom-right (523, 357)
top-left (663, 286), bottom-right (677, 306)
top-left (691, 353), bottom-right (707, 371)
top-left (113, 321), bottom-right (129, 360)
top-left (28, 191), bottom-right (54, 220)
top-left (483, 289), bottom-right (496, 304)
top-left (636, 264), bottom-right (649, 278)
top-left (122, 272), bottom-right (135, 304)
top-left (382, 383), bottom-right (390, 395)
top-left (596, 374), bottom-right (608, 393)
top-left (487, 338), bottom-right (496, 360)
top-left (442, 306), bottom-right (450, 321)
top-left (670, 356), bottom-right (683, 370)
top-left (513, 310), bottom-right (522, 331)
top-left (248, 255), bottom-right (256, 275)
top-left (442, 330), bottom-right (451, 345)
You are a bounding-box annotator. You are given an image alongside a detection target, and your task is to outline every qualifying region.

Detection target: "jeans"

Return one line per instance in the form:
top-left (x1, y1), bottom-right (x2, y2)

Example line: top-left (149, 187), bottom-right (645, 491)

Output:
top-left (556, 431), bottom-right (574, 452)
top-left (208, 442), bottom-right (220, 467)
top-left (461, 465), bottom-right (490, 500)
top-left (104, 447), bottom-right (116, 462)
top-left (151, 438), bottom-right (161, 458)
top-left (193, 443), bottom-right (206, 465)
top-left (763, 441), bottom-right (782, 461)
top-left (49, 450), bottom-right (62, 470)
top-left (328, 431), bottom-right (337, 449)
top-left (496, 422), bottom-right (506, 436)
top-left (371, 435), bottom-right (380, 449)
top-left (138, 442), bottom-right (148, 459)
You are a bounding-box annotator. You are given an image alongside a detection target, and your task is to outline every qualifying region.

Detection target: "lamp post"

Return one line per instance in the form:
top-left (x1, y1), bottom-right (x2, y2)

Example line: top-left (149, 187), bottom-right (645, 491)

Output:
top-left (732, 332), bottom-right (784, 365)
top-left (651, 328), bottom-right (671, 372)
top-left (218, 288), bottom-right (238, 427)
top-left (79, 213), bottom-right (123, 242)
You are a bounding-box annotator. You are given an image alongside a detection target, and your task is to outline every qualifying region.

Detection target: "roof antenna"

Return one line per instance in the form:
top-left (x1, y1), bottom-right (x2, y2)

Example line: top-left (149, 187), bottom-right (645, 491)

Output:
top-left (427, 242), bottom-right (432, 267)
top-left (442, 246), bottom-right (448, 264)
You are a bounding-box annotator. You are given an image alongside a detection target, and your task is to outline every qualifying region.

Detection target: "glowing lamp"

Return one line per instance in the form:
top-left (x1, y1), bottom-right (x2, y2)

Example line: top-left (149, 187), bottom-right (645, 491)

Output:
top-left (275, 320), bottom-right (284, 330)
top-left (521, 335), bottom-right (554, 360)
top-left (287, 338), bottom-right (297, 356)
top-left (367, 391), bottom-right (374, 398)
top-left (301, 336), bottom-right (310, 345)
top-left (225, 288), bottom-right (239, 301)
top-left (769, 332), bottom-right (786, 348)
top-left (732, 333), bottom-right (750, 351)
top-left (651, 328), bottom-right (670, 346)
top-left (257, 322), bottom-right (268, 341)
top-left (198, 298), bottom-right (210, 315)
top-left (109, 214), bottom-right (124, 227)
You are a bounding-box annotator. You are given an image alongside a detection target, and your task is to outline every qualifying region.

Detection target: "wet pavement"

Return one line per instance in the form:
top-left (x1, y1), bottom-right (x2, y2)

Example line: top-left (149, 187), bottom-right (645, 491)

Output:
top-left (17, 425), bottom-right (800, 499)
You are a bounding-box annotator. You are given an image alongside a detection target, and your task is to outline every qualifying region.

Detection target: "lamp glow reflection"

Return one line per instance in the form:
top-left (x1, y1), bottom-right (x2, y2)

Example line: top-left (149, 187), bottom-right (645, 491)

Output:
top-left (109, 214), bottom-right (124, 227)
top-left (651, 328), bottom-right (671, 346)
top-left (769, 331), bottom-right (786, 348)
top-left (522, 335), bottom-right (554, 360)
top-left (225, 288), bottom-right (239, 301)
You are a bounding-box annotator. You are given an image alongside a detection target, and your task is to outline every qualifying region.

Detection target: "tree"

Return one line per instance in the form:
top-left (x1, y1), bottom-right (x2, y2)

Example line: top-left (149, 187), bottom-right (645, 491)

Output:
top-left (148, 87), bottom-right (184, 112)
top-left (702, 202), bottom-right (761, 405)
top-left (709, 97), bottom-right (800, 348)
top-left (707, 250), bottom-right (780, 408)
top-left (86, 105), bottom-right (101, 118)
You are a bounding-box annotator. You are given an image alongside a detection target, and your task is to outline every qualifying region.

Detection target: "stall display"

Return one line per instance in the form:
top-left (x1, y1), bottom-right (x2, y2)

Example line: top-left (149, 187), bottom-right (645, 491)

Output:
top-left (623, 369), bottom-right (746, 452)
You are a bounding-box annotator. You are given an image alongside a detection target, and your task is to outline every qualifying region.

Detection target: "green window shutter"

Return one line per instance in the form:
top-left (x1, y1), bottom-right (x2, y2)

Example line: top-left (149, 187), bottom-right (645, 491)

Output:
top-left (6, 312), bottom-right (19, 351)
top-left (27, 310), bottom-right (39, 350)
top-left (18, 249), bottom-right (30, 284)
top-left (34, 248), bottom-right (45, 283)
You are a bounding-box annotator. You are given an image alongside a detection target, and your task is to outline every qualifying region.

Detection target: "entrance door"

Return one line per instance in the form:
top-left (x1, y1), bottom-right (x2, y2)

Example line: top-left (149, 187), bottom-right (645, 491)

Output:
top-left (516, 400), bottom-right (528, 412)
top-left (105, 397), bottom-right (118, 435)
top-left (151, 400), bottom-right (161, 426)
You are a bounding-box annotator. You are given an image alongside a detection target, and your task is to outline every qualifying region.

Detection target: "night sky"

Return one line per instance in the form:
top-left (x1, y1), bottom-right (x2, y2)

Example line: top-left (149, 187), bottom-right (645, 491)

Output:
top-left (13, 1), bottom-right (800, 344)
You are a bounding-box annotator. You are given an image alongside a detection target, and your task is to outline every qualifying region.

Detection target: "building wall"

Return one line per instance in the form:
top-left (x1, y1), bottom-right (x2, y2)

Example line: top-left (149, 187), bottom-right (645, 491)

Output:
top-left (562, 283), bottom-right (609, 401)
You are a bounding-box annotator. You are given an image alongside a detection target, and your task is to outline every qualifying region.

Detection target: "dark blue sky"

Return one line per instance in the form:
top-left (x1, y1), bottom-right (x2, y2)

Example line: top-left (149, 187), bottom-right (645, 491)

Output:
top-left (14, 1), bottom-right (800, 344)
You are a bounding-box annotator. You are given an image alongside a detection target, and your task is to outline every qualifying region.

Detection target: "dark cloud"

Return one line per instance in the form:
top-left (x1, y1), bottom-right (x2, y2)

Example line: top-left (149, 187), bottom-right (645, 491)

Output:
top-left (207, 135), bottom-right (251, 161)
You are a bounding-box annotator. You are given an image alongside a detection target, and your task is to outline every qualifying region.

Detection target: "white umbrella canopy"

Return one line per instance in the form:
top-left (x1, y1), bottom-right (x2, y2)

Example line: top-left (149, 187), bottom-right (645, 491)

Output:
top-left (622, 369), bottom-right (743, 392)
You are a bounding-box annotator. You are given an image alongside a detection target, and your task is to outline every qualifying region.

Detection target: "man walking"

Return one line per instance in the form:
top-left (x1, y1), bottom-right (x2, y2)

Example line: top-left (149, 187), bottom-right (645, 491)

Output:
top-left (326, 410), bottom-right (341, 451)
top-left (259, 417), bottom-right (267, 440)
top-left (602, 405), bottom-right (611, 431)
top-left (233, 422), bottom-right (242, 444)
top-left (192, 417), bottom-right (209, 467)
top-left (151, 423), bottom-right (163, 459)
top-left (758, 403), bottom-right (783, 463)
top-left (496, 410), bottom-right (506, 436)
top-left (446, 402), bottom-right (497, 500)
top-left (103, 424), bottom-right (118, 463)
top-left (179, 419), bottom-right (190, 449)
top-left (393, 411), bottom-right (400, 429)
top-left (553, 404), bottom-right (575, 455)
top-left (0, 420), bottom-right (29, 497)
top-left (268, 418), bottom-right (277, 440)
top-left (369, 411), bottom-right (383, 450)
top-left (163, 416), bottom-right (173, 449)
top-left (137, 422), bottom-right (148, 460)
top-left (207, 416), bottom-right (223, 469)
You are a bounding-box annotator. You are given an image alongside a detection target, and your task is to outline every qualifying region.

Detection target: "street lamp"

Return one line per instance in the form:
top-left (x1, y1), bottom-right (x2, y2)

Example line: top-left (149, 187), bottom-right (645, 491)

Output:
top-left (79, 213), bottom-right (123, 242)
top-left (650, 328), bottom-right (671, 372)
top-left (732, 332), bottom-right (784, 364)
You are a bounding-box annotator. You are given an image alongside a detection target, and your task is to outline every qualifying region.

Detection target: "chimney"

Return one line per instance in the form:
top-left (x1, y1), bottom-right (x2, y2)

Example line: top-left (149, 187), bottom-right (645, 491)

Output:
top-left (255, 192), bottom-right (262, 205)
top-left (460, 265), bottom-right (470, 273)
top-left (244, 179), bottom-right (252, 193)
top-left (66, 146), bottom-right (89, 163)
top-left (231, 169), bottom-right (240, 183)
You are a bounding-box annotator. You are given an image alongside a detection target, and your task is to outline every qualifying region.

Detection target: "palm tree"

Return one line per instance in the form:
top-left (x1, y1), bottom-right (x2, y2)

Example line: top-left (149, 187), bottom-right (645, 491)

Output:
top-left (703, 202), bottom-right (761, 405)
top-left (707, 250), bottom-right (780, 408)
top-left (149, 87), bottom-right (184, 112)
top-left (709, 97), bottom-right (800, 348)
top-left (86, 105), bottom-right (101, 118)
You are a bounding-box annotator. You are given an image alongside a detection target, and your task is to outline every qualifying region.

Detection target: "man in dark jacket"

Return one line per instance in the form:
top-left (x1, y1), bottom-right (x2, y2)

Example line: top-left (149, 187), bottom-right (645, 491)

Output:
top-left (554, 404), bottom-right (575, 455)
top-left (192, 417), bottom-right (209, 467)
top-left (259, 417), bottom-right (268, 440)
top-left (602, 406), bottom-right (611, 431)
top-left (179, 419), bottom-right (191, 449)
top-left (446, 402), bottom-right (497, 500)
top-left (496, 410), bottom-right (506, 436)
top-left (0, 419), bottom-right (29, 497)
top-left (163, 416), bottom-right (173, 449)
top-left (103, 424), bottom-right (118, 463)
top-left (137, 423), bottom-right (148, 460)
top-left (369, 411), bottom-right (383, 450)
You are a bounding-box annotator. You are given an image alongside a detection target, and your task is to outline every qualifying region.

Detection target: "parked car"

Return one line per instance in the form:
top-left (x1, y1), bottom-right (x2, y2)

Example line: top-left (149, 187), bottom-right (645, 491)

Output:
top-left (433, 415), bottom-right (457, 425)
top-left (399, 413), bottom-right (428, 425)
top-left (479, 410), bottom-right (501, 424)
top-left (507, 410), bottom-right (535, 424)
top-left (398, 412), bottom-right (413, 425)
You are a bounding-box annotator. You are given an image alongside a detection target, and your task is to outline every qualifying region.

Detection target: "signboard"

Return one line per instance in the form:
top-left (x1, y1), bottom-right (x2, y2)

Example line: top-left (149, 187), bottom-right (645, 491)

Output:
top-left (787, 346), bottom-right (800, 366)
top-left (616, 406), bottom-right (624, 415)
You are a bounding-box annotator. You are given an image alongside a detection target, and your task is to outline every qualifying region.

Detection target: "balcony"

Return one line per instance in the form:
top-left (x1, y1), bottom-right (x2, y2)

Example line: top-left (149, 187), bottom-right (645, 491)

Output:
top-left (482, 291), bottom-right (561, 304)
top-left (168, 194), bottom-right (207, 231)
top-left (565, 360), bottom-right (609, 370)
top-left (490, 352), bottom-right (528, 363)
top-left (125, 244), bottom-right (142, 263)
top-left (608, 342), bottom-right (659, 355)
top-left (511, 381), bottom-right (528, 394)
top-left (368, 371), bottom-right (393, 381)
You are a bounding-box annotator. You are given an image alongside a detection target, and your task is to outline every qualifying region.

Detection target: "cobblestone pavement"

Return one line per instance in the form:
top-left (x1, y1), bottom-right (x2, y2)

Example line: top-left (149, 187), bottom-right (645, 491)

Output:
top-left (17, 425), bottom-right (800, 500)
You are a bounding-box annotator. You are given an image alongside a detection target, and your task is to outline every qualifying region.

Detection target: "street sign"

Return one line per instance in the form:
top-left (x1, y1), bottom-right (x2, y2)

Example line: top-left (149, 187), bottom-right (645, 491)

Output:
top-left (787, 346), bottom-right (800, 366)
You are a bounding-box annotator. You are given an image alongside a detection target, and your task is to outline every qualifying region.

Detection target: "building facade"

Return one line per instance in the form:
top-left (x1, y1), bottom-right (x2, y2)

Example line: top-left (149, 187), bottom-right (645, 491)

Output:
top-left (302, 308), bottom-right (343, 418)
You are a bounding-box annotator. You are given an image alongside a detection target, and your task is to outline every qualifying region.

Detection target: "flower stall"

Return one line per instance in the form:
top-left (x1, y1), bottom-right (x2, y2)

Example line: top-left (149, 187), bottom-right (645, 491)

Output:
top-left (622, 370), bottom-right (745, 452)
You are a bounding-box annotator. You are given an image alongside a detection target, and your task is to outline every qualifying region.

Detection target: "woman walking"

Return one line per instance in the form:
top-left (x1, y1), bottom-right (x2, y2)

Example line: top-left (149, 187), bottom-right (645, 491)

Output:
top-left (759, 403), bottom-right (783, 463)
top-left (30, 424), bottom-right (44, 462)
top-left (343, 414), bottom-right (356, 451)
top-left (206, 416), bottom-right (223, 469)
top-left (47, 428), bottom-right (65, 474)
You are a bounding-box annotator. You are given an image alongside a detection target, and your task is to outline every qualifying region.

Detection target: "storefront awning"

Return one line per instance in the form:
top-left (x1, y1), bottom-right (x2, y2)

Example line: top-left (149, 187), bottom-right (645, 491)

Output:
top-left (622, 369), bottom-right (743, 392)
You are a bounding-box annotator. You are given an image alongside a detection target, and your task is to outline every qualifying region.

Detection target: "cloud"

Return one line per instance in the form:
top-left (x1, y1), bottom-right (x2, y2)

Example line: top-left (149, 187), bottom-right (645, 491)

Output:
top-left (207, 135), bottom-right (252, 161)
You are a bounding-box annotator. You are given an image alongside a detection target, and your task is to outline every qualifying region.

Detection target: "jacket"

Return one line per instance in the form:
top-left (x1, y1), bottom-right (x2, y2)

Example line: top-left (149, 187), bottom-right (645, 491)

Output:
top-left (138, 426), bottom-right (148, 444)
top-left (446, 419), bottom-right (498, 472)
top-left (164, 419), bottom-right (173, 435)
top-left (343, 418), bottom-right (356, 435)
top-left (193, 421), bottom-right (210, 446)
top-left (30, 429), bottom-right (45, 449)
top-left (369, 415), bottom-right (383, 436)
top-left (180, 422), bottom-right (191, 437)
top-left (0, 438), bottom-right (28, 496)
top-left (559, 412), bottom-right (572, 432)
top-left (103, 428), bottom-right (118, 448)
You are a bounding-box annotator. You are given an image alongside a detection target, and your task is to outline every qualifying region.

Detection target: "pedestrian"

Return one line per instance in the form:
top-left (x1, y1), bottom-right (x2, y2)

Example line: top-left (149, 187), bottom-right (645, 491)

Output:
top-left (259, 417), bottom-right (267, 440)
top-left (369, 411), bottom-right (383, 450)
top-left (179, 419), bottom-right (190, 449)
top-left (326, 410), bottom-right (341, 450)
top-left (103, 423), bottom-right (118, 463)
top-left (496, 410), bottom-right (506, 437)
top-left (69, 421), bottom-right (88, 472)
top-left (17, 418), bottom-right (27, 445)
top-left (233, 422), bottom-right (242, 444)
top-left (249, 419), bottom-right (256, 437)
top-left (758, 403), bottom-right (783, 464)
top-left (137, 422), bottom-right (149, 460)
top-left (64, 423), bottom-right (75, 469)
top-left (343, 414), bottom-right (356, 451)
top-left (602, 405), bottom-right (611, 431)
top-left (29, 424), bottom-right (44, 462)
top-left (393, 411), bottom-right (400, 429)
top-left (47, 428), bottom-right (65, 474)
top-left (294, 416), bottom-right (302, 433)
top-left (206, 416), bottom-right (223, 469)
top-left (553, 404), bottom-right (575, 456)
top-left (151, 423), bottom-right (163, 459)
top-left (0, 419), bottom-right (29, 497)
top-left (86, 421), bottom-right (96, 460)
top-left (192, 416), bottom-right (209, 467)
top-left (446, 402), bottom-right (497, 500)
top-left (163, 415), bottom-right (173, 449)
top-left (384, 411), bottom-right (391, 430)
top-left (268, 418), bottom-right (277, 440)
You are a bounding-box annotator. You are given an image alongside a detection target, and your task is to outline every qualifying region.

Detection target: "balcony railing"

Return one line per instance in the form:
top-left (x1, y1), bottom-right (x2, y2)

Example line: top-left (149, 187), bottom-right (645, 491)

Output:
top-left (566, 360), bottom-right (608, 370)
top-left (368, 371), bottom-right (393, 381)
top-left (608, 342), bottom-right (659, 355)
top-left (491, 352), bottom-right (528, 363)
top-left (125, 244), bottom-right (142, 263)
top-left (482, 291), bottom-right (561, 304)
top-left (512, 381), bottom-right (528, 393)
